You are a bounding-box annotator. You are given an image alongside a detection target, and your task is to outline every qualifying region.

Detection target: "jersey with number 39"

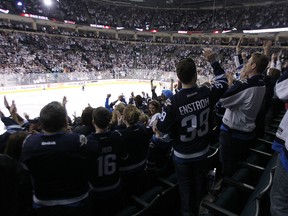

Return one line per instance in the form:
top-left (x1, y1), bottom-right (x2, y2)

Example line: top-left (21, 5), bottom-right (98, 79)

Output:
top-left (157, 64), bottom-right (227, 163)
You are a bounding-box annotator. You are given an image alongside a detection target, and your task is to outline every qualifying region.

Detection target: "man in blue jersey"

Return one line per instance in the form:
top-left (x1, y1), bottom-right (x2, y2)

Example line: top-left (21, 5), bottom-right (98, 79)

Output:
top-left (154, 48), bottom-right (228, 216)
top-left (85, 107), bottom-right (123, 216)
top-left (219, 52), bottom-right (269, 177)
top-left (270, 67), bottom-right (288, 216)
top-left (21, 101), bottom-right (90, 216)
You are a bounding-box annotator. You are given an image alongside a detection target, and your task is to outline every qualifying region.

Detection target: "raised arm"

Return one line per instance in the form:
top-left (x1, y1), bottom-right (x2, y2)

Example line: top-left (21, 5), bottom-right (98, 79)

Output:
top-left (150, 79), bottom-right (158, 100)
top-left (203, 48), bottom-right (228, 106)
top-left (263, 40), bottom-right (272, 57)
top-left (105, 94), bottom-right (112, 111)
top-left (9, 101), bottom-right (21, 125)
top-left (234, 37), bottom-right (244, 69)
top-left (169, 79), bottom-right (174, 91)
top-left (203, 48), bottom-right (225, 76)
top-left (276, 50), bottom-right (282, 71)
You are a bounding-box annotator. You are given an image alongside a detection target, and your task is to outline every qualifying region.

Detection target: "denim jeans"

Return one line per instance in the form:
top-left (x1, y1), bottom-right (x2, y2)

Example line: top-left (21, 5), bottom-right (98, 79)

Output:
top-left (174, 159), bottom-right (207, 216)
top-left (270, 156), bottom-right (288, 216)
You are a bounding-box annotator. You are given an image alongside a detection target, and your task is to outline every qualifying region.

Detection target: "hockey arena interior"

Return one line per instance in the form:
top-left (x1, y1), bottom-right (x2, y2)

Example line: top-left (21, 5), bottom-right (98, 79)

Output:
top-left (0, 0), bottom-right (288, 215)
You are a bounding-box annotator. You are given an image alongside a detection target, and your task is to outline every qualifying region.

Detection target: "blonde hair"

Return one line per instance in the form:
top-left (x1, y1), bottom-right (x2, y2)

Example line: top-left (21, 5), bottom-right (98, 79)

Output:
top-left (139, 112), bottom-right (149, 125)
top-left (111, 102), bottom-right (126, 125)
top-left (123, 105), bottom-right (141, 125)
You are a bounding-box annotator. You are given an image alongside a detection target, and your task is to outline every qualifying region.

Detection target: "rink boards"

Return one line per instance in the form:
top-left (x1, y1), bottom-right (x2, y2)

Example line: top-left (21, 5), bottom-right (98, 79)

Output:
top-left (0, 79), bottom-right (173, 94)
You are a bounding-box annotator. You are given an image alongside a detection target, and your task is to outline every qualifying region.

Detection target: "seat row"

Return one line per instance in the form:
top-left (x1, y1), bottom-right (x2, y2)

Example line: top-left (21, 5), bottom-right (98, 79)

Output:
top-left (200, 110), bottom-right (285, 216)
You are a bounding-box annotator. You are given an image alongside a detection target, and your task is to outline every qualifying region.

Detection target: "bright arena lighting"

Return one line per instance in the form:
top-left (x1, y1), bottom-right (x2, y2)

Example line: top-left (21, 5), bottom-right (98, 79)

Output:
top-left (17, 2), bottom-right (23, 6)
top-left (243, 27), bottom-right (288, 34)
top-left (43, 0), bottom-right (53, 6)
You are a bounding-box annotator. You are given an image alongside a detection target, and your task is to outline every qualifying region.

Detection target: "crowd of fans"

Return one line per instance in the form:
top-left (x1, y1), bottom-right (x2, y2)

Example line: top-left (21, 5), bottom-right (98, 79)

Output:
top-left (0, 38), bottom-right (287, 215)
top-left (0, 29), bottom-right (287, 87)
top-left (0, 1), bottom-right (287, 215)
top-left (0, 0), bottom-right (288, 31)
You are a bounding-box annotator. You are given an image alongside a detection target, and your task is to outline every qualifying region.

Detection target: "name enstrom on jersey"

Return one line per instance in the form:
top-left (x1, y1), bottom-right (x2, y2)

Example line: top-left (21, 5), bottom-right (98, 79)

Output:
top-left (179, 98), bottom-right (209, 116)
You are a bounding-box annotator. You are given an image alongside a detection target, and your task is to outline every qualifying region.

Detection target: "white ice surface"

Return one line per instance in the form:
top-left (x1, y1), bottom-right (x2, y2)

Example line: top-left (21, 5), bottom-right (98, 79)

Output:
top-left (0, 82), bottom-right (163, 134)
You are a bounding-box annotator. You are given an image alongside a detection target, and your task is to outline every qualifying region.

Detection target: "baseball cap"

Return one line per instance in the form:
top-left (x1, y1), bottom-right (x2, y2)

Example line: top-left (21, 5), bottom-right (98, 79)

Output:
top-left (162, 89), bottom-right (173, 99)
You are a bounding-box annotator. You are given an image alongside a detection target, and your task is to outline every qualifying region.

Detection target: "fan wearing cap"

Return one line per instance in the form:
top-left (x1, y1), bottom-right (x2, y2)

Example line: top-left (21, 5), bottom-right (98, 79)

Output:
top-left (161, 89), bottom-right (173, 101)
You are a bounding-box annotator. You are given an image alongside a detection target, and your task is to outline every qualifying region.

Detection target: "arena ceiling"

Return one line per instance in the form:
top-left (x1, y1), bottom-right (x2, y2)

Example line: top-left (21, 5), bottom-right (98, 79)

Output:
top-left (94, 0), bottom-right (288, 8)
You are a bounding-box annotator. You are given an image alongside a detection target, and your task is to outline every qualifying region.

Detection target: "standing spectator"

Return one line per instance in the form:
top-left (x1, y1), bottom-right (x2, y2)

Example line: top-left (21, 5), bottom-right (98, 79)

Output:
top-left (105, 94), bottom-right (127, 112)
top-left (270, 67), bottom-right (288, 216)
top-left (146, 99), bottom-right (171, 174)
top-left (109, 102), bottom-right (126, 131)
top-left (154, 48), bottom-right (228, 216)
top-left (72, 106), bottom-right (95, 136)
top-left (133, 94), bottom-right (148, 114)
top-left (21, 101), bottom-right (90, 216)
top-left (219, 52), bottom-right (269, 177)
top-left (85, 107), bottom-right (123, 216)
top-left (114, 105), bottom-right (150, 196)
top-left (147, 100), bottom-right (162, 128)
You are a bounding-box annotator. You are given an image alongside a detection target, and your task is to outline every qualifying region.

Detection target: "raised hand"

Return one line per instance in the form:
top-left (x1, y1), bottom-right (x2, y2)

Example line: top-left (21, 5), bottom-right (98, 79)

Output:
top-left (226, 72), bottom-right (235, 87)
top-left (10, 100), bottom-right (17, 114)
top-left (236, 37), bottom-right (243, 55)
top-left (271, 53), bottom-right (277, 62)
top-left (4, 96), bottom-right (10, 110)
top-left (263, 40), bottom-right (272, 56)
top-left (203, 48), bottom-right (216, 63)
top-left (23, 112), bottom-right (29, 120)
top-left (62, 96), bottom-right (68, 107)
top-left (278, 50), bottom-right (282, 61)
top-left (241, 52), bottom-right (247, 64)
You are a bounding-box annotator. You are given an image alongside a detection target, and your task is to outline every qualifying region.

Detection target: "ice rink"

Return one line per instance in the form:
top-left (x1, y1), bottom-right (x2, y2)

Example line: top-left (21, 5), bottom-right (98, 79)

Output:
top-left (0, 81), bottom-right (163, 134)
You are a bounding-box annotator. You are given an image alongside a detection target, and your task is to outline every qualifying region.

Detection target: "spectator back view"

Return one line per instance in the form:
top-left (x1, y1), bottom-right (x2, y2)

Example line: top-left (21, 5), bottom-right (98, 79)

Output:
top-left (114, 105), bottom-right (150, 196)
top-left (21, 101), bottom-right (90, 216)
top-left (72, 106), bottom-right (95, 136)
top-left (155, 49), bottom-right (228, 216)
top-left (85, 107), bottom-right (124, 216)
